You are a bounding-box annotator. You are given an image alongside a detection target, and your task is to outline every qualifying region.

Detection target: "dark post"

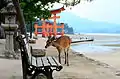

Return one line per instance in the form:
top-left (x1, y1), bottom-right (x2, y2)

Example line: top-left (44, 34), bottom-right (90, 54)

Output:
top-left (30, 21), bottom-right (32, 38)
top-left (21, 51), bottom-right (27, 79)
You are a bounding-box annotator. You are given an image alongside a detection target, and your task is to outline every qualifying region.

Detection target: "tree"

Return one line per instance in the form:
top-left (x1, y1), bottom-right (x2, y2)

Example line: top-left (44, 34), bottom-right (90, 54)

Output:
top-left (1, 0), bottom-right (93, 34)
top-left (19, 0), bottom-right (61, 38)
top-left (20, 0), bottom-right (60, 21)
top-left (19, 0), bottom-right (93, 21)
top-left (12, 0), bottom-right (93, 36)
top-left (18, 0), bottom-right (93, 37)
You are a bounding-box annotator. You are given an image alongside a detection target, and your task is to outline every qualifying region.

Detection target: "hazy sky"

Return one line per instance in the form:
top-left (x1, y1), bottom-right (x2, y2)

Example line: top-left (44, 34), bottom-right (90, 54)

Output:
top-left (51, 0), bottom-right (120, 24)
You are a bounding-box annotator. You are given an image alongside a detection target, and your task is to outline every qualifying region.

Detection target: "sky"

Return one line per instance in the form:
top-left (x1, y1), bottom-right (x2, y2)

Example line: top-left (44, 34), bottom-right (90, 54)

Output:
top-left (51, 0), bottom-right (120, 25)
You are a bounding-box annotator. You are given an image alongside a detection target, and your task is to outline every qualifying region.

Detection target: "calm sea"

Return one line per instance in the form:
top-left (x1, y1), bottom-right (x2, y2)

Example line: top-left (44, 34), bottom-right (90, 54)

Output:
top-left (71, 33), bottom-right (120, 54)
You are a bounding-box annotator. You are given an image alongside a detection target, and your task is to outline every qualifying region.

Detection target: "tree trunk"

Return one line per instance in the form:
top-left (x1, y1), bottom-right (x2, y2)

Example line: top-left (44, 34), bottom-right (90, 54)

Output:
top-left (12, 0), bottom-right (28, 39)
top-left (12, 0), bottom-right (28, 59)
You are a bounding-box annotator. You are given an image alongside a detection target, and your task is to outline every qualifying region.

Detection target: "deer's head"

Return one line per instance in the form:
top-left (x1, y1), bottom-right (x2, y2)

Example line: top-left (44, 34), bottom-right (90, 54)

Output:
top-left (45, 36), bottom-right (56, 48)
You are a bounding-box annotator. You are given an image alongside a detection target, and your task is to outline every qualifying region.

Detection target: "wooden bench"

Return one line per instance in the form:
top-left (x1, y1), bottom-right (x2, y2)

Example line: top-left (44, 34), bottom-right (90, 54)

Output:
top-left (16, 35), bottom-right (63, 79)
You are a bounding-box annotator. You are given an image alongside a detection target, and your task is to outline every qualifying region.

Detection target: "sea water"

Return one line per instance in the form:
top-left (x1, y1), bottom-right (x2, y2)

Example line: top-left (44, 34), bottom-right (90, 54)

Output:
top-left (71, 33), bottom-right (120, 54)
top-left (71, 43), bottom-right (120, 54)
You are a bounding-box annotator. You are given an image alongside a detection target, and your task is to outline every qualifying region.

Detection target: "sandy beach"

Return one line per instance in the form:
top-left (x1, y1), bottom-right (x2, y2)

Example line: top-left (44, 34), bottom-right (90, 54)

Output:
top-left (0, 34), bottom-right (120, 79)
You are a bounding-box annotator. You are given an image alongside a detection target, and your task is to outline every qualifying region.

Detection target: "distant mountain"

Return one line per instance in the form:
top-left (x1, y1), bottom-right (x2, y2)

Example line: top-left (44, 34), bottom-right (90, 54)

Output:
top-left (59, 11), bottom-right (120, 34)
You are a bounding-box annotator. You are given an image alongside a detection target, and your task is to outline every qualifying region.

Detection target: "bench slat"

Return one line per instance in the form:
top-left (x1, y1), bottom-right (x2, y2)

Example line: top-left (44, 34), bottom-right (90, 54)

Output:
top-left (47, 57), bottom-right (57, 67)
top-left (52, 57), bottom-right (61, 66)
top-left (31, 56), bottom-right (37, 66)
top-left (41, 57), bottom-right (50, 66)
top-left (36, 57), bottom-right (43, 67)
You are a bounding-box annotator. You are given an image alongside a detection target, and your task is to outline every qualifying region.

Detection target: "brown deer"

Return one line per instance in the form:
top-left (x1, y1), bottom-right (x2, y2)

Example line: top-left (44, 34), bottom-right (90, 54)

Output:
top-left (45, 36), bottom-right (71, 66)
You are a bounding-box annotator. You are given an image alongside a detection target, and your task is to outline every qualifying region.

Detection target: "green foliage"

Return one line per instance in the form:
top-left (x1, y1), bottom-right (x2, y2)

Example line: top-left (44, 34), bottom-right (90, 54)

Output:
top-left (20, 0), bottom-right (60, 22)
top-left (19, 0), bottom-right (93, 22)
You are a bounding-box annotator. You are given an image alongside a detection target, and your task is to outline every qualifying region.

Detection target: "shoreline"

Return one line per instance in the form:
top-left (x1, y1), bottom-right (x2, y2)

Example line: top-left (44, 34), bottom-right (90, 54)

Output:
top-left (73, 33), bottom-right (120, 36)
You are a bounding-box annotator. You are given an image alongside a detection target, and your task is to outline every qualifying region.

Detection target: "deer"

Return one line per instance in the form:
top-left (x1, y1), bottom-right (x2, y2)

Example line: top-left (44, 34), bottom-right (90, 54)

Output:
top-left (45, 36), bottom-right (71, 66)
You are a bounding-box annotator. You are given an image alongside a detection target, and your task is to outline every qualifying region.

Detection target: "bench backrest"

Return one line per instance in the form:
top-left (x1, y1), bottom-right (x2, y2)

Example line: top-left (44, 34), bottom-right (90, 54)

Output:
top-left (16, 35), bottom-right (31, 67)
top-left (23, 38), bottom-right (33, 64)
top-left (16, 35), bottom-right (63, 72)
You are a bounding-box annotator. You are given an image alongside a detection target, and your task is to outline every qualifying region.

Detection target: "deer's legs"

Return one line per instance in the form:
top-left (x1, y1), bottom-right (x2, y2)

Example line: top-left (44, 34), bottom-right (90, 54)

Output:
top-left (66, 48), bottom-right (69, 66)
top-left (64, 49), bottom-right (66, 64)
top-left (66, 52), bottom-right (69, 66)
top-left (57, 48), bottom-right (61, 64)
top-left (58, 52), bottom-right (61, 64)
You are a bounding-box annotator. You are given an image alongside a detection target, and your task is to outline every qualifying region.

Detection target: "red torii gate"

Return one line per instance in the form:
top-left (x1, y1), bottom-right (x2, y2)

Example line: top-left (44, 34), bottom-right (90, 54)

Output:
top-left (34, 6), bottom-right (65, 37)
top-left (49, 6), bottom-right (65, 36)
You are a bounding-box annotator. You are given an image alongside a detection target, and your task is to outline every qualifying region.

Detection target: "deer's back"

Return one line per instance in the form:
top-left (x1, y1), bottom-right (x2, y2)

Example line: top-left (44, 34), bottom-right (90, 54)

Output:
top-left (56, 36), bottom-right (71, 48)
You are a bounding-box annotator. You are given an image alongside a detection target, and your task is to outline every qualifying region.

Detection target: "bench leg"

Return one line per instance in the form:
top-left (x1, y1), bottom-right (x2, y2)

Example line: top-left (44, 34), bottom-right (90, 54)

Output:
top-left (30, 68), bottom-right (53, 79)
top-left (31, 69), bottom-right (50, 79)
top-left (22, 61), bottom-right (27, 79)
top-left (45, 67), bottom-right (53, 79)
top-left (21, 53), bottom-right (28, 79)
